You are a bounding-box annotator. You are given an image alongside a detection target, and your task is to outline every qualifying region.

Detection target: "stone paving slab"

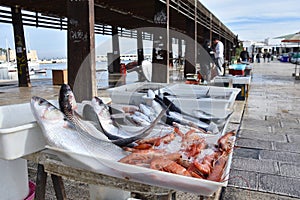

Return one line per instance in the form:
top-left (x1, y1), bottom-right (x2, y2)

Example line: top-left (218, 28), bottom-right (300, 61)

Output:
top-left (238, 129), bottom-right (287, 142)
top-left (273, 142), bottom-right (300, 153)
top-left (259, 150), bottom-right (300, 164)
top-left (235, 138), bottom-right (273, 150)
top-left (239, 118), bottom-right (282, 131)
top-left (272, 127), bottom-right (300, 135)
top-left (233, 148), bottom-right (260, 159)
top-left (258, 174), bottom-right (300, 198)
top-left (277, 120), bottom-right (300, 129)
top-left (279, 162), bottom-right (300, 178)
top-left (221, 187), bottom-right (299, 200)
top-left (228, 169), bottom-right (258, 190)
top-left (287, 134), bottom-right (300, 143)
top-left (231, 157), bottom-right (279, 175)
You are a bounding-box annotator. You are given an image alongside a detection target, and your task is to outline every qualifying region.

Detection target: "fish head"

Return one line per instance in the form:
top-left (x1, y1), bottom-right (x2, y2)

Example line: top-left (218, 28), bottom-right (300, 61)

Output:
top-left (59, 84), bottom-right (77, 114)
top-left (31, 96), bottom-right (65, 124)
top-left (91, 96), bottom-right (111, 119)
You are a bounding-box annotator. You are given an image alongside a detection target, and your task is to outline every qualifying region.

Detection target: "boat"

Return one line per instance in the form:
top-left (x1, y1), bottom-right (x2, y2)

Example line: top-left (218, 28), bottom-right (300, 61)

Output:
top-left (4, 61), bottom-right (39, 73)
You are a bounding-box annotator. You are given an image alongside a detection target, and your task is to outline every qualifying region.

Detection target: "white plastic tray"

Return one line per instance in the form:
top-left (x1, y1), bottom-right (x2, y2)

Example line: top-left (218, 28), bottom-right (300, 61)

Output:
top-left (45, 144), bottom-right (233, 196)
top-left (107, 82), bottom-right (167, 105)
top-left (160, 84), bottom-right (240, 109)
top-left (165, 96), bottom-right (231, 118)
top-left (0, 103), bottom-right (46, 160)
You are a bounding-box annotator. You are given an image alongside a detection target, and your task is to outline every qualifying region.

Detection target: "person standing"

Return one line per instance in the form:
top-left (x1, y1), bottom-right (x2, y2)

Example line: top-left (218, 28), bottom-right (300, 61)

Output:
top-left (240, 47), bottom-right (250, 62)
top-left (267, 52), bottom-right (271, 62)
top-left (212, 38), bottom-right (224, 76)
top-left (263, 52), bottom-right (266, 62)
top-left (199, 39), bottom-right (215, 82)
top-left (256, 51), bottom-right (261, 63)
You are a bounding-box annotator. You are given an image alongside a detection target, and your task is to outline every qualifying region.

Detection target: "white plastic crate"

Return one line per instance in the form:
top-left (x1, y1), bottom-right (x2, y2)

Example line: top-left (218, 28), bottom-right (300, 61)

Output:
top-left (0, 103), bottom-right (46, 160)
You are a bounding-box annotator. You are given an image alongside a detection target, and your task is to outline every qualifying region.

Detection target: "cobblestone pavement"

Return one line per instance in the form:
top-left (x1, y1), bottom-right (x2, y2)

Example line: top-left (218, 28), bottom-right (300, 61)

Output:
top-left (221, 61), bottom-right (300, 200)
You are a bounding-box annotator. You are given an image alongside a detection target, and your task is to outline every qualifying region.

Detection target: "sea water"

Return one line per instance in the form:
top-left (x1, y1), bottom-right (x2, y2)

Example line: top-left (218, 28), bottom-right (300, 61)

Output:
top-left (6, 61), bottom-right (139, 89)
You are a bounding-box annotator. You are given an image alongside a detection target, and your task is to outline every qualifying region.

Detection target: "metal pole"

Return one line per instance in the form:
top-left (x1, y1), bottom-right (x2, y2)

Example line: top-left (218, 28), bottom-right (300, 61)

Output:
top-left (166, 0), bottom-right (170, 83)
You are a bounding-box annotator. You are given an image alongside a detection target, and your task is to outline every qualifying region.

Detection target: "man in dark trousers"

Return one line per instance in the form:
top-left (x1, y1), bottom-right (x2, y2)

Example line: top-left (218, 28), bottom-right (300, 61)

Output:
top-left (240, 47), bottom-right (250, 62)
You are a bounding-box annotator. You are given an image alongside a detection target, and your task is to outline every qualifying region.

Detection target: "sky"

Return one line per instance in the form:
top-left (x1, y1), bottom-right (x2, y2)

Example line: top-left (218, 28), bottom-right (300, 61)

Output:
top-left (1, 1), bottom-right (300, 59)
top-left (200, 0), bottom-right (300, 41)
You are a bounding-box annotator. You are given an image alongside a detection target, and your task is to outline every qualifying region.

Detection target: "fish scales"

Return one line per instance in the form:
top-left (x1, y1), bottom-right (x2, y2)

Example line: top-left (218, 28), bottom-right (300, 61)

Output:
top-left (30, 96), bottom-right (128, 161)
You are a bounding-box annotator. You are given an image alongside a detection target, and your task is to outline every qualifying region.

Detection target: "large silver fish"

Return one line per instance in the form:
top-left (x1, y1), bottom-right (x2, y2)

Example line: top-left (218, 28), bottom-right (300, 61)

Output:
top-left (86, 96), bottom-right (167, 147)
top-left (59, 84), bottom-right (110, 141)
top-left (30, 96), bottom-right (128, 161)
top-left (58, 84), bottom-right (167, 147)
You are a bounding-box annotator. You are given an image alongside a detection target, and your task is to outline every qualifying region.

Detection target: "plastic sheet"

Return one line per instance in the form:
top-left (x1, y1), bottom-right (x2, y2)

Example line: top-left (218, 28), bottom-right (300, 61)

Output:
top-left (45, 142), bottom-right (234, 196)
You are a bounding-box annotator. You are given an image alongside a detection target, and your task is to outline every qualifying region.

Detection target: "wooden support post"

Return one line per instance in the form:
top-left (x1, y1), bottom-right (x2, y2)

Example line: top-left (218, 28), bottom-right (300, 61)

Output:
top-left (169, 36), bottom-right (173, 68)
top-left (67, 0), bottom-right (97, 102)
top-left (209, 14), bottom-right (213, 42)
top-left (112, 26), bottom-right (121, 73)
top-left (152, 0), bottom-right (169, 83)
top-left (108, 26), bottom-right (123, 87)
top-left (35, 164), bottom-right (47, 200)
top-left (194, 0), bottom-right (198, 67)
top-left (11, 6), bottom-right (31, 87)
top-left (152, 29), bottom-right (168, 83)
top-left (51, 174), bottom-right (67, 200)
top-left (184, 19), bottom-right (196, 77)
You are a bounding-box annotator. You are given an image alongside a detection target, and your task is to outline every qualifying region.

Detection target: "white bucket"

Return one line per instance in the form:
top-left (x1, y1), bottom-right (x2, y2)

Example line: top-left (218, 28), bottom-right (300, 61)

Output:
top-left (0, 158), bottom-right (29, 200)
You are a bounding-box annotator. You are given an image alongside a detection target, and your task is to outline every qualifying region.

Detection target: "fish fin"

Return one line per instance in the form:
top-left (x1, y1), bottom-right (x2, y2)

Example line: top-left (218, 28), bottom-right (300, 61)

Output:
top-left (63, 118), bottom-right (77, 130)
top-left (83, 104), bottom-right (105, 133)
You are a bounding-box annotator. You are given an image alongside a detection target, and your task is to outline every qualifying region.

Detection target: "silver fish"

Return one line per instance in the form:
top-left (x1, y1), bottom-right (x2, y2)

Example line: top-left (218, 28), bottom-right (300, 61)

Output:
top-left (133, 111), bottom-right (151, 123)
top-left (59, 84), bottom-right (110, 141)
top-left (147, 89), bottom-right (156, 99)
top-left (90, 96), bottom-right (167, 147)
top-left (130, 113), bottom-right (151, 126)
top-left (139, 104), bottom-right (157, 121)
top-left (30, 96), bottom-right (128, 161)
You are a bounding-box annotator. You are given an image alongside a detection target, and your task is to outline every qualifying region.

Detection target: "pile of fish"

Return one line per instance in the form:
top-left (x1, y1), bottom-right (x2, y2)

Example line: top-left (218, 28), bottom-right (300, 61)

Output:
top-left (30, 84), bottom-right (235, 182)
top-left (120, 128), bottom-right (235, 181)
top-left (114, 89), bottom-right (222, 135)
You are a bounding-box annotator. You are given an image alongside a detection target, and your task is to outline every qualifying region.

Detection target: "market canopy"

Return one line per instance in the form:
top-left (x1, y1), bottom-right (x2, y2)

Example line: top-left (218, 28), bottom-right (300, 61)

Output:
top-left (281, 32), bottom-right (300, 43)
top-left (274, 31), bottom-right (300, 43)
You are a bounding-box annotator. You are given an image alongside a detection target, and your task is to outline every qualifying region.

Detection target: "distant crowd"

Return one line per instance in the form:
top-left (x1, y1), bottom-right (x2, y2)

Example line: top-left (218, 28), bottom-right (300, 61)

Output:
top-left (239, 47), bottom-right (273, 63)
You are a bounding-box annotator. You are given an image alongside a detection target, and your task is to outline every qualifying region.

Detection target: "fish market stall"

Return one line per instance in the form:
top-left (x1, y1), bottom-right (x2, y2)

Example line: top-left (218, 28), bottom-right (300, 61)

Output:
top-left (0, 83), bottom-right (241, 199)
top-left (213, 76), bottom-right (251, 101)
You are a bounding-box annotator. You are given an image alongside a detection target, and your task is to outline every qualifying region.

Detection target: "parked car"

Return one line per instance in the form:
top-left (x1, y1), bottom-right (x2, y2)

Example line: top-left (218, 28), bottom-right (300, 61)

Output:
top-left (279, 53), bottom-right (289, 62)
top-left (290, 53), bottom-right (300, 64)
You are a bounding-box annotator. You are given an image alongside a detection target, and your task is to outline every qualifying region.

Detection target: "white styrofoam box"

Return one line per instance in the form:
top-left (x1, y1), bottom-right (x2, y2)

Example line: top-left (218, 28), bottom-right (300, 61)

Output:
top-left (0, 158), bottom-right (29, 200)
top-left (166, 96), bottom-right (231, 118)
top-left (160, 84), bottom-right (240, 108)
top-left (213, 76), bottom-right (233, 84)
top-left (160, 84), bottom-right (240, 110)
top-left (232, 76), bottom-right (251, 85)
top-left (0, 102), bottom-right (46, 160)
top-left (107, 82), bottom-right (167, 105)
top-left (214, 76), bottom-right (251, 85)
